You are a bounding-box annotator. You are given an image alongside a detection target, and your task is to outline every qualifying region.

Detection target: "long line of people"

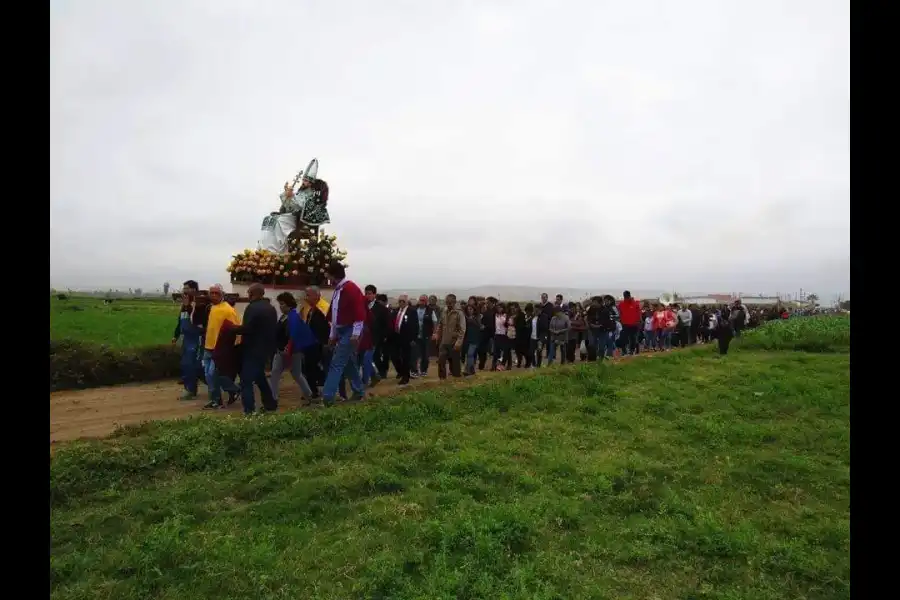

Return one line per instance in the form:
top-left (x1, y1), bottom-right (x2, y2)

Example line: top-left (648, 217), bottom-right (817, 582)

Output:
top-left (172, 266), bottom-right (774, 415)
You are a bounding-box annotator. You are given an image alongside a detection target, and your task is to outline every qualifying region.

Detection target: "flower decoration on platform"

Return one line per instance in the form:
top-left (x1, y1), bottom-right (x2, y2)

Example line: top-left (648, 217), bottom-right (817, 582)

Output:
top-left (227, 230), bottom-right (348, 286)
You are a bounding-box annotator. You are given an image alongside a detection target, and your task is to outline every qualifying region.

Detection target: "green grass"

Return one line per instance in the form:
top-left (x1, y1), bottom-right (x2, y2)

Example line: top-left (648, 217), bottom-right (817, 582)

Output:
top-left (51, 340), bottom-right (850, 599)
top-left (50, 296), bottom-right (175, 348)
top-left (741, 315), bottom-right (850, 353)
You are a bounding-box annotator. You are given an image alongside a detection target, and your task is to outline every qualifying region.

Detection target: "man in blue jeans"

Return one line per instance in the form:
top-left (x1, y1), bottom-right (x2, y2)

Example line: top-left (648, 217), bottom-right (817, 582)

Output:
top-left (171, 280), bottom-right (207, 400)
top-left (229, 283), bottom-right (279, 414)
top-left (322, 261), bottom-right (367, 406)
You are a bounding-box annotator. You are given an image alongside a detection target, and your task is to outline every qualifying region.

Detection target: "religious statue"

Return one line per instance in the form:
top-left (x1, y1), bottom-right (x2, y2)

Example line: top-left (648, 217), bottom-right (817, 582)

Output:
top-left (258, 158), bottom-right (331, 254)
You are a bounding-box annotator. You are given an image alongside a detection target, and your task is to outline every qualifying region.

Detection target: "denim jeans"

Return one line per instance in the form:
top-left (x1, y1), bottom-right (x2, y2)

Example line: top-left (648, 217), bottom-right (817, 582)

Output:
top-left (201, 350), bottom-right (220, 402)
top-left (240, 354), bottom-right (276, 414)
top-left (604, 331), bottom-right (617, 358)
top-left (643, 329), bottom-right (656, 350)
top-left (658, 330), bottom-right (672, 350)
top-left (323, 326), bottom-right (365, 404)
top-left (270, 351), bottom-right (313, 400)
top-left (321, 346), bottom-right (347, 399)
top-left (361, 348), bottom-right (376, 385)
top-left (547, 339), bottom-right (567, 365)
top-left (465, 342), bottom-right (478, 374)
top-left (180, 336), bottom-right (200, 395)
top-left (587, 329), bottom-right (605, 360)
top-left (529, 338), bottom-right (542, 367)
top-left (414, 337), bottom-right (430, 374)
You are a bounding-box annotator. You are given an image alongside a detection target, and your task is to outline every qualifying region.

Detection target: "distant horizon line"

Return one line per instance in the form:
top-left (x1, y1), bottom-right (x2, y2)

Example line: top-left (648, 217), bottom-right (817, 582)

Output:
top-left (50, 284), bottom-right (843, 302)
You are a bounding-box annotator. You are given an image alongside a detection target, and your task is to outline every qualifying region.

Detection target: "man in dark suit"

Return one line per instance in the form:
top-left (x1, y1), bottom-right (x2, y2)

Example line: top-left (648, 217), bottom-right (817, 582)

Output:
top-left (366, 287), bottom-right (391, 379)
top-left (390, 294), bottom-right (418, 385)
top-left (477, 297), bottom-right (497, 370)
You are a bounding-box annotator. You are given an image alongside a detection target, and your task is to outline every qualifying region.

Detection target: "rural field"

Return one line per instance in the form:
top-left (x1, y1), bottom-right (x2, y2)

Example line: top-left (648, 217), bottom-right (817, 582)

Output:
top-left (51, 295), bottom-right (176, 348)
top-left (49, 316), bottom-right (850, 600)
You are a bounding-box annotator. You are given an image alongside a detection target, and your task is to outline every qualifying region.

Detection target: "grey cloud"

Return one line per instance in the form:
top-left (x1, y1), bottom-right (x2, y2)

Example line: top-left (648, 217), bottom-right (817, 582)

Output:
top-left (51, 0), bottom-right (849, 298)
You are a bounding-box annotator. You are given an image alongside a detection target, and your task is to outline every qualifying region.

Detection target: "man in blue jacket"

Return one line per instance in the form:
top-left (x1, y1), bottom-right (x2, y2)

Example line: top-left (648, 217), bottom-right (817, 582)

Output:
top-left (171, 280), bottom-right (208, 400)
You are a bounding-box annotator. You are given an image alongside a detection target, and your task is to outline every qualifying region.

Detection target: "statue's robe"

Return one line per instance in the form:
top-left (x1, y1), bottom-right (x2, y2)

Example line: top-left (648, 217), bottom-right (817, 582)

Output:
top-left (258, 190), bottom-right (301, 253)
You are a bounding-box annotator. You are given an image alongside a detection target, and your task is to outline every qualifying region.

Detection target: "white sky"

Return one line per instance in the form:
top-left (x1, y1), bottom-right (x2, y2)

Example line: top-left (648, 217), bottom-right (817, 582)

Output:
top-left (50, 0), bottom-right (850, 298)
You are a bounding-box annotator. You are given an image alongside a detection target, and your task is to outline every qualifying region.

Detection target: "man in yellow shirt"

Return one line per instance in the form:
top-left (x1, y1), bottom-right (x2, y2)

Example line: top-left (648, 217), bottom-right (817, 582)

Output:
top-left (202, 284), bottom-right (241, 409)
top-left (300, 286), bottom-right (330, 322)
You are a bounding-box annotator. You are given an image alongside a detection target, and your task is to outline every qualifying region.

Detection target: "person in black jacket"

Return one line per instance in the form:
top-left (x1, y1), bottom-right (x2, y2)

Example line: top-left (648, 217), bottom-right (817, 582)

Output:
top-left (536, 293), bottom-right (554, 362)
top-left (391, 294), bottom-right (418, 384)
top-left (514, 304), bottom-right (531, 367)
top-left (717, 311), bottom-right (734, 355)
top-left (366, 287), bottom-right (391, 379)
top-left (689, 304), bottom-right (702, 345)
top-left (477, 297), bottom-right (497, 370)
top-left (230, 283), bottom-right (278, 414)
top-left (585, 296), bottom-right (614, 361)
top-left (171, 280), bottom-right (209, 399)
top-left (303, 289), bottom-right (331, 398)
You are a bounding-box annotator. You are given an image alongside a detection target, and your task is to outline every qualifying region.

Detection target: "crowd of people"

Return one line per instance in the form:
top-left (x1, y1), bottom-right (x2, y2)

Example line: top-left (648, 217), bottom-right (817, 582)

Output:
top-left (171, 261), bottom-right (790, 414)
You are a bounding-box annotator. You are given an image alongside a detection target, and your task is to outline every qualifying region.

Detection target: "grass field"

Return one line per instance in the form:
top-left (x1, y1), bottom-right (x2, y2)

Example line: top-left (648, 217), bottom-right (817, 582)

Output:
top-left (50, 296), bottom-right (175, 348)
top-left (50, 318), bottom-right (850, 600)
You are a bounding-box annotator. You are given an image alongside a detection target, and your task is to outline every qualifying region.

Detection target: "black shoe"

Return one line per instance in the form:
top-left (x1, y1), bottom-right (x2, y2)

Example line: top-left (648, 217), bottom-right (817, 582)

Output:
top-left (202, 400), bottom-right (221, 410)
top-left (399, 378), bottom-right (410, 386)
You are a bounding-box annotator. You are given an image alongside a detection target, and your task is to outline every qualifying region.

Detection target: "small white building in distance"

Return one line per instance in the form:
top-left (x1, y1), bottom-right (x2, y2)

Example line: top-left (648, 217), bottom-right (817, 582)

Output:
top-left (678, 297), bottom-right (723, 305)
top-left (737, 295), bottom-right (783, 306)
top-left (676, 294), bottom-right (782, 306)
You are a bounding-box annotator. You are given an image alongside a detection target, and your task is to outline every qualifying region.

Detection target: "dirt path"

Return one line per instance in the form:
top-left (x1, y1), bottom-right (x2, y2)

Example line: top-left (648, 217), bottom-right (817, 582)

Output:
top-left (49, 350), bottom-right (673, 447)
top-left (49, 368), bottom-right (519, 446)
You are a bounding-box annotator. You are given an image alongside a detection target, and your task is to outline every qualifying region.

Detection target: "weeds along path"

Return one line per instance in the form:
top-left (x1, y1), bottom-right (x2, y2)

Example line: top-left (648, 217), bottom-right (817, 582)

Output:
top-left (49, 351), bottom-right (669, 447)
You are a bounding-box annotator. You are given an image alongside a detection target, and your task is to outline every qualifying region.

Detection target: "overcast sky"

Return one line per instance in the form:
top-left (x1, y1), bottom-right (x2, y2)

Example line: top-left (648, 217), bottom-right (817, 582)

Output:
top-left (50, 0), bottom-right (849, 299)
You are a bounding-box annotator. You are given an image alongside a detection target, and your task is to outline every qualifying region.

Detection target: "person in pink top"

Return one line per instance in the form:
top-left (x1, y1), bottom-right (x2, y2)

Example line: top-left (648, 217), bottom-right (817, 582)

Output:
top-left (652, 304), bottom-right (678, 351)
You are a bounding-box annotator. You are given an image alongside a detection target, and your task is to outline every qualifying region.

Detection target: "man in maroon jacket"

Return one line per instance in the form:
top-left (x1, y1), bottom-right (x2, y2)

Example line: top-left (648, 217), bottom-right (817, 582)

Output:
top-left (321, 261), bottom-right (367, 406)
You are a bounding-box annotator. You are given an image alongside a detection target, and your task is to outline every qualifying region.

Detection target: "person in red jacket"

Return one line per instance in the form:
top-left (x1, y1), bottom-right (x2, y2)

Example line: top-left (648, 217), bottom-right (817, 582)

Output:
top-left (321, 261), bottom-right (367, 406)
top-left (652, 304), bottom-right (678, 351)
top-left (617, 291), bottom-right (642, 356)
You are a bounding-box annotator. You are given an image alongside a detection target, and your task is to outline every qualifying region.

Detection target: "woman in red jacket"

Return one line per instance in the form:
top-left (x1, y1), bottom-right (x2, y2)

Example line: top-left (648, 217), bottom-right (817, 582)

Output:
top-left (652, 304), bottom-right (678, 351)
